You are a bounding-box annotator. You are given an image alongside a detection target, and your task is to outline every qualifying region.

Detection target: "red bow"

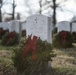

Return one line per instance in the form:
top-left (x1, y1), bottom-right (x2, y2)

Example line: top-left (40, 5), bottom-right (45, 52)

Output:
top-left (21, 35), bottom-right (37, 61)
top-left (9, 32), bottom-right (14, 38)
top-left (60, 31), bottom-right (67, 44)
top-left (6, 32), bottom-right (14, 45)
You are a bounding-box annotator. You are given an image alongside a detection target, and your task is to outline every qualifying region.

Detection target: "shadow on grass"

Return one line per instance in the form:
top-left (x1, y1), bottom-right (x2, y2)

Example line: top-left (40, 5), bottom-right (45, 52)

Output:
top-left (0, 39), bottom-right (18, 50)
top-left (0, 44), bottom-right (17, 50)
top-left (49, 67), bottom-right (76, 75)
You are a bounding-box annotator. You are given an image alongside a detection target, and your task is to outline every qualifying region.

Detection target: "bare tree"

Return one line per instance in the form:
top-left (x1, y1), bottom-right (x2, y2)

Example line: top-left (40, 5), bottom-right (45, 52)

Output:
top-left (38, 0), bottom-right (56, 25)
top-left (42, 0), bottom-right (69, 27)
top-left (16, 13), bottom-right (20, 20)
top-left (38, 0), bottom-right (52, 14)
top-left (39, 0), bottom-right (43, 14)
top-left (0, 0), bottom-right (3, 22)
top-left (4, 0), bottom-right (16, 20)
top-left (24, 0), bottom-right (33, 15)
top-left (4, 17), bottom-right (12, 22)
top-left (52, 0), bottom-right (56, 27)
top-left (12, 0), bottom-right (16, 20)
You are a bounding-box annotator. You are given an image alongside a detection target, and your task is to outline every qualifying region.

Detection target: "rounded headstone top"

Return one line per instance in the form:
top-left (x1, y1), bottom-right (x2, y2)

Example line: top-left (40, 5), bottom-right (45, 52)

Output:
top-left (57, 21), bottom-right (70, 26)
top-left (27, 14), bottom-right (51, 19)
top-left (58, 21), bottom-right (70, 23)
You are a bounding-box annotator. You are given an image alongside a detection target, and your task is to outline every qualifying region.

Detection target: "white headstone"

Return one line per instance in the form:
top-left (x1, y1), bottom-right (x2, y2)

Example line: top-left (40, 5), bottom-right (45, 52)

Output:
top-left (57, 21), bottom-right (70, 32)
top-left (72, 23), bottom-right (76, 32)
top-left (8, 21), bottom-right (15, 32)
top-left (0, 22), bottom-right (9, 30)
top-left (8, 20), bottom-right (21, 33)
top-left (25, 14), bottom-right (52, 43)
top-left (22, 22), bottom-right (26, 30)
top-left (8, 20), bottom-right (22, 42)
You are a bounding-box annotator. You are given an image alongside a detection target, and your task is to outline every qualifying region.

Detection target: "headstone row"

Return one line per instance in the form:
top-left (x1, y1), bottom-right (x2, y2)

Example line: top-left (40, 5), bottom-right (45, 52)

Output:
top-left (1, 15), bottom-right (76, 44)
top-left (57, 21), bottom-right (76, 32)
top-left (57, 21), bottom-right (70, 32)
top-left (0, 14), bottom-right (53, 43)
top-left (0, 20), bottom-right (22, 33)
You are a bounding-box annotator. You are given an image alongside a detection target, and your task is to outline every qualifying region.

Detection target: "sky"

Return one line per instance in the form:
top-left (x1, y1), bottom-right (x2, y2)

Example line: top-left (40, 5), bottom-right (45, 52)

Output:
top-left (2, 0), bottom-right (76, 22)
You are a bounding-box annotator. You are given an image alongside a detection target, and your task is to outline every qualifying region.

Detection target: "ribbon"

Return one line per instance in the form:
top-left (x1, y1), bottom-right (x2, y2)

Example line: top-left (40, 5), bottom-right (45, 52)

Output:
top-left (9, 32), bottom-right (14, 38)
top-left (21, 35), bottom-right (37, 61)
top-left (60, 31), bottom-right (67, 44)
top-left (6, 32), bottom-right (14, 45)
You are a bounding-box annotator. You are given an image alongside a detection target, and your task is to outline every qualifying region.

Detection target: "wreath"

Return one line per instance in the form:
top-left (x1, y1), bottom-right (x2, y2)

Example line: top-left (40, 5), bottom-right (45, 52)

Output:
top-left (12, 36), bottom-right (54, 75)
top-left (53, 31), bottom-right (73, 48)
top-left (2, 31), bottom-right (19, 46)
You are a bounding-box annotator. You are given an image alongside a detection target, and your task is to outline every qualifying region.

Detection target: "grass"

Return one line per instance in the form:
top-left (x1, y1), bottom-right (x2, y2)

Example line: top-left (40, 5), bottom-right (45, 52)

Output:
top-left (0, 39), bottom-right (76, 75)
top-left (51, 44), bottom-right (76, 75)
top-left (0, 50), bottom-right (17, 75)
top-left (0, 40), bottom-right (17, 50)
top-left (50, 67), bottom-right (76, 75)
top-left (0, 40), bottom-right (17, 75)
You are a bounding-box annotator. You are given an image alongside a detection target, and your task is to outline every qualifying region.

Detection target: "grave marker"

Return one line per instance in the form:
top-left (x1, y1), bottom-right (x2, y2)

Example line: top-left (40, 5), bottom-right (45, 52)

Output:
top-left (57, 21), bottom-right (70, 32)
top-left (25, 14), bottom-right (52, 43)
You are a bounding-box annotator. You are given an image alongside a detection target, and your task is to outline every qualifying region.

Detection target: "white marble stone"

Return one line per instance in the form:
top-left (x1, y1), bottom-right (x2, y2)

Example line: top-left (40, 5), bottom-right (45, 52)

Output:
top-left (72, 23), bottom-right (76, 32)
top-left (8, 20), bottom-right (21, 33)
top-left (22, 22), bottom-right (26, 30)
top-left (0, 22), bottom-right (9, 30)
top-left (25, 14), bottom-right (52, 43)
top-left (57, 21), bottom-right (70, 32)
top-left (8, 20), bottom-right (22, 42)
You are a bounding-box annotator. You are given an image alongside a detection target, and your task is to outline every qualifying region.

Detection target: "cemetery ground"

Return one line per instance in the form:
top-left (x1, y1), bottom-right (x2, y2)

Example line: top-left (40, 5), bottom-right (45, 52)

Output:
top-left (0, 39), bottom-right (76, 75)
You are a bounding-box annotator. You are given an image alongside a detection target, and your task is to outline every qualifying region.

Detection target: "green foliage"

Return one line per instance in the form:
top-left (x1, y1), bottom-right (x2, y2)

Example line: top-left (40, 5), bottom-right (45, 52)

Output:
top-left (12, 37), bottom-right (54, 75)
top-left (53, 27), bottom-right (57, 34)
top-left (2, 31), bottom-right (19, 46)
top-left (50, 68), bottom-right (76, 75)
top-left (0, 58), bottom-right (17, 75)
top-left (72, 32), bottom-right (76, 43)
top-left (52, 31), bottom-right (73, 48)
top-left (22, 30), bottom-right (26, 37)
top-left (0, 28), bottom-right (9, 39)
